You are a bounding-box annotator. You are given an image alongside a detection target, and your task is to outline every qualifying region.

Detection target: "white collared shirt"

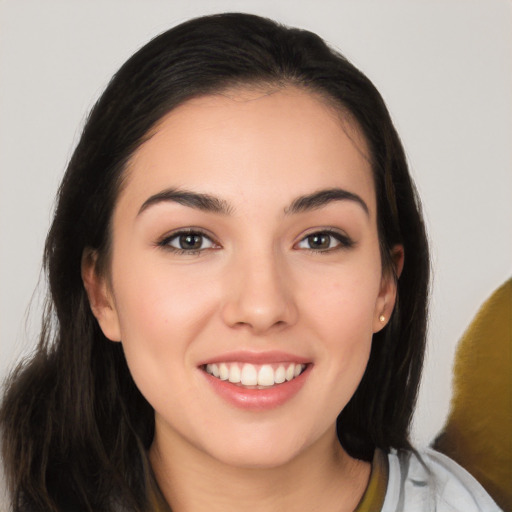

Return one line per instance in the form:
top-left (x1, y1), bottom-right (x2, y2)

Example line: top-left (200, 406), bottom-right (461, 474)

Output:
top-left (382, 449), bottom-right (502, 511)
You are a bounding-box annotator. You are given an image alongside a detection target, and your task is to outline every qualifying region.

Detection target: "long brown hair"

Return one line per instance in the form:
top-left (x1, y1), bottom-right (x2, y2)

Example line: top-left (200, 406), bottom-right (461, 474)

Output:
top-left (1, 13), bottom-right (429, 511)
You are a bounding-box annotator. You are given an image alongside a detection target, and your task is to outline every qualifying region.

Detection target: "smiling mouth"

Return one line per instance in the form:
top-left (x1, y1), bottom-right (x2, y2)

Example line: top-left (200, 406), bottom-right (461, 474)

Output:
top-left (203, 362), bottom-right (307, 389)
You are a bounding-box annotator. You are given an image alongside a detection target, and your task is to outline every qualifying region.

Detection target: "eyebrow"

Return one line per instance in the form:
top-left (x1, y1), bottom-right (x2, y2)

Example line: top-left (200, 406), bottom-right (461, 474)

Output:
top-left (284, 188), bottom-right (369, 216)
top-left (137, 186), bottom-right (369, 217)
top-left (138, 188), bottom-right (233, 216)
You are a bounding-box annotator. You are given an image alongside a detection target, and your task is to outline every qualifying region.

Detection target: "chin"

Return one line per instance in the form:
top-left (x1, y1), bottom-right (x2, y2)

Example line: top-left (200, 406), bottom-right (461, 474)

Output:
top-left (216, 448), bottom-right (300, 470)
top-left (202, 429), bottom-right (312, 470)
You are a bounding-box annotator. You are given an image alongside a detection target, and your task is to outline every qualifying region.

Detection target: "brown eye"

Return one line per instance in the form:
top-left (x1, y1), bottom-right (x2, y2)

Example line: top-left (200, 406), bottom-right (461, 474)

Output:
top-left (160, 231), bottom-right (216, 252)
top-left (296, 231), bottom-right (354, 252)
top-left (179, 233), bottom-right (203, 250)
top-left (306, 233), bottom-right (332, 250)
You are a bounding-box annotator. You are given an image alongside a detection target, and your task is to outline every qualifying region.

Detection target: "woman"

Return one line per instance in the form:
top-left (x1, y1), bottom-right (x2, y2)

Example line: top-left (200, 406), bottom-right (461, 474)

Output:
top-left (0, 13), bottom-right (500, 512)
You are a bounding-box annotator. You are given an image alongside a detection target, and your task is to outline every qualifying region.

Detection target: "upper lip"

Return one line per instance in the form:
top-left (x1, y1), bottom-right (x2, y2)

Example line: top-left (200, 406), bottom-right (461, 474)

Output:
top-left (198, 350), bottom-right (311, 366)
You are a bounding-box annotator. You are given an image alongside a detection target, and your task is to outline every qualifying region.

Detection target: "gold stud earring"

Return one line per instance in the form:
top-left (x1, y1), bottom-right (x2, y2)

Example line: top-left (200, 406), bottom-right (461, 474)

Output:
top-left (379, 315), bottom-right (386, 323)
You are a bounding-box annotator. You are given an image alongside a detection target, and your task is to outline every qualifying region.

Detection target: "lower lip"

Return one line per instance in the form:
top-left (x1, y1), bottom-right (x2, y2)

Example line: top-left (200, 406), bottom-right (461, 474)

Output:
top-left (202, 365), bottom-right (311, 411)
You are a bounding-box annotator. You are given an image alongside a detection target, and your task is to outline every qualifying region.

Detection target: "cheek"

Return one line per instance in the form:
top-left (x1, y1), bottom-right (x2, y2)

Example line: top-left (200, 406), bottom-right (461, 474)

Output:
top-left (112, 254), bottom-right (218, 338)
top-left (299, 260), bottom-right (382, 334)
top-left (296, 256), bottom-right (381, 384)
top-left (320, 279), bottom-right (376, 375)
top-left (109, 255), bottom-right (220, 391)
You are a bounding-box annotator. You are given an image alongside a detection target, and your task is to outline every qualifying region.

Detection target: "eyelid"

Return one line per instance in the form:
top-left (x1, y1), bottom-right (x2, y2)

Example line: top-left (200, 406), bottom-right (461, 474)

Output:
top-left (156, 227), bottom-right (220, 253)
top-left (294, 228), bottom-right (355, 252)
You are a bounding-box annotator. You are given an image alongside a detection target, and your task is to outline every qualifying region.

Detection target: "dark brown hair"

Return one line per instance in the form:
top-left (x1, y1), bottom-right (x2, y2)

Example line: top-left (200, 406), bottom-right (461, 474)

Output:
top-left (0, 13), bottom-right (429, 511)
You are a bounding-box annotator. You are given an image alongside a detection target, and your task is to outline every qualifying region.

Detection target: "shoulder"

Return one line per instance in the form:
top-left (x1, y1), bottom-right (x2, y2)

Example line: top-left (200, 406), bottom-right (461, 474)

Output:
top-left (382, 448), bottom-right (502, 512)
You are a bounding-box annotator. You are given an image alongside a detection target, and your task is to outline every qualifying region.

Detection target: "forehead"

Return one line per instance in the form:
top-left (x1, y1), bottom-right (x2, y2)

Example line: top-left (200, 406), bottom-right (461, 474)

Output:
top-left (120, 86), bottom-right (375, 215)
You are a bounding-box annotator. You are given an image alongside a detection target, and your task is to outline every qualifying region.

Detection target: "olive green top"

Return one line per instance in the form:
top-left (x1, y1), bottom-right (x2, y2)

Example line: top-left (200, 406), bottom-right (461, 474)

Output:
top-left (354, 448), bottom-right (388, 512)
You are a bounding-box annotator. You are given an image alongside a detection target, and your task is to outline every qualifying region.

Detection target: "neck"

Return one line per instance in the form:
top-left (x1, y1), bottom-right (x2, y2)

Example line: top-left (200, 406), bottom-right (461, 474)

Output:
top-left (149, 424), bottom-right (370, 512)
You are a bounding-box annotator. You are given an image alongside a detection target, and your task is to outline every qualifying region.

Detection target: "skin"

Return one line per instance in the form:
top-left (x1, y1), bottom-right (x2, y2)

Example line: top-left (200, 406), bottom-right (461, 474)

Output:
top-left (83, 86), bottom-right (402, 511)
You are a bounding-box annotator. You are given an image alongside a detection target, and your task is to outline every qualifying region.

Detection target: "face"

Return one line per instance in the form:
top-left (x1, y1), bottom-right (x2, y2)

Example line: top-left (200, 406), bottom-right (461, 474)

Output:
top-left (84, 87), bottom-right (399, 469)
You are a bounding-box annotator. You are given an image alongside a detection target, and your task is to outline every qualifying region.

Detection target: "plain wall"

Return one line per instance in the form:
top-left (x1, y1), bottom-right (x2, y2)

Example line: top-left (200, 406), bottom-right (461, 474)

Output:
top-left (1, 0), bottom-right (511, 454)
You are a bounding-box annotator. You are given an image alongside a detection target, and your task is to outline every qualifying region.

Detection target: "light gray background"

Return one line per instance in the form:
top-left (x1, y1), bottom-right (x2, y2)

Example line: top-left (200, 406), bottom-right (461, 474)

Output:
top-left (1, 0), bottom-right (511, 454)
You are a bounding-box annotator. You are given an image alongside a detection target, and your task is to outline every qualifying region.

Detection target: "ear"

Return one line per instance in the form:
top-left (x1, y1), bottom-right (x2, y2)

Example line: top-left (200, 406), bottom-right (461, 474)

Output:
top-left (81, 248), bottom-right (122, 342)
top-left (373, 244), bottom-right (404, 333)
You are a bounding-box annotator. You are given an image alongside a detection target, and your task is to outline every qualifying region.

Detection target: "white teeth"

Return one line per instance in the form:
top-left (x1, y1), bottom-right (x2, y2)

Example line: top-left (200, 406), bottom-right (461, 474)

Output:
top-left (240, 364), bottom-right (258, 386)
top-left (206, 363), bottom-right (220, 378)
top-left (219, 363), bottom-right (229, 380)
top-left (228, 365), bottom-right (241, 383)
top-left (274, 365), bottom-right (286, 384)
top-left (257, 365), bottom-right (274, 386)
top-left (204, 362), bottom-right (306, 387)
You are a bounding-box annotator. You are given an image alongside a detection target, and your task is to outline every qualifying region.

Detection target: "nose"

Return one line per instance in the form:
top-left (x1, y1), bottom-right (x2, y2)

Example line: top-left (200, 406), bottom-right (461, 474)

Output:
top-left (221, 249), bottom-right (298, 334)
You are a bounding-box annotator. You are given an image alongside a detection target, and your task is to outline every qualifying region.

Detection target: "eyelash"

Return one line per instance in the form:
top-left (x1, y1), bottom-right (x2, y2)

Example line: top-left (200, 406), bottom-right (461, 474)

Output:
top-left (157, 229), bottom-right (354, 255)
top-left (157, 229), bottom-right (219, 255)
top-left (295, 230), bottom-right (355, 253)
